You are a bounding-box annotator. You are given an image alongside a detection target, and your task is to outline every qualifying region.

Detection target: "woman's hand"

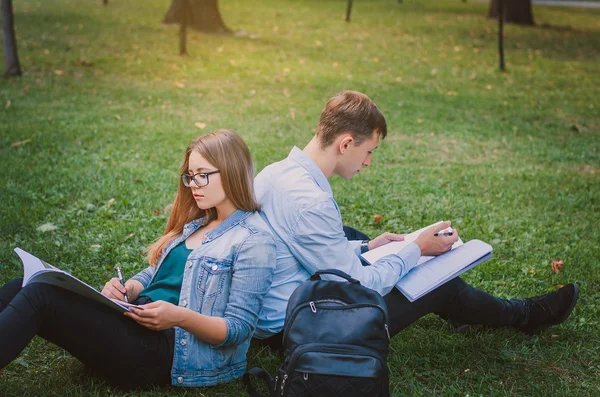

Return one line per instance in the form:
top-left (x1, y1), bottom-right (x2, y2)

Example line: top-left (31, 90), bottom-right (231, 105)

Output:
top-left (125, 301), bottom-right (184, 331)
top-left (101, 278), bottom-right (143, 302)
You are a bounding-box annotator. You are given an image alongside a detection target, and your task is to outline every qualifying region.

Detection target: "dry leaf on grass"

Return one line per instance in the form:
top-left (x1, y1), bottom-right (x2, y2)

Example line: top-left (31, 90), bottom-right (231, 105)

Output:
top-left (37, 223), bottom-right (58, 232)
top-left (11, 139), bottom-right (32, 148)
top-left (194, 122), bottom-right (206, 130)
top-left (173, 81), bottom-right (185, 88)
top-left (551, 259), bottom-right (564, 273)
top-left (373, 214), bottom-right (383, 224)
top-left (54, 70), bottom-right (65, 76)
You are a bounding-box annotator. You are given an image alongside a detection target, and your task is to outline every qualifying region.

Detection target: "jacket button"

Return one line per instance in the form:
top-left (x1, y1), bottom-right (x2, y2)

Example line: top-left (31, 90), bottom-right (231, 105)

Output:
top-left (212, 265), bottom-right (218, 271)
top-left (181, 300), bottom-right (188, 307)
top-left (187, 262), bottom-right (192, 268)
top-left (177, 376), bottom-right (183, 384)
top-left (180, 339), bottom-right (187, 346)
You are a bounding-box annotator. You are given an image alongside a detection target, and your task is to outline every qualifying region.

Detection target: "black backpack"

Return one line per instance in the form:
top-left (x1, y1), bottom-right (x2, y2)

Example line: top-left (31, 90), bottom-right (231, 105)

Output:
top-left (244, 269), bottom-right (390, 397)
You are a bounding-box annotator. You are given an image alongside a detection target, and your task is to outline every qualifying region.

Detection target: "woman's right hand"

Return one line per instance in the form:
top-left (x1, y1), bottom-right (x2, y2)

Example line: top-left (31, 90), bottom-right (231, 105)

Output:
top-left (101, 277), bottom-right (133, 301)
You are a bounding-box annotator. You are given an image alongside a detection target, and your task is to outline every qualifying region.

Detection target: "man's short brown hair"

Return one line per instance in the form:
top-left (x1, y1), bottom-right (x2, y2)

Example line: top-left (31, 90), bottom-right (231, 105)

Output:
top-left (316, 91), bottom-right (387, 148)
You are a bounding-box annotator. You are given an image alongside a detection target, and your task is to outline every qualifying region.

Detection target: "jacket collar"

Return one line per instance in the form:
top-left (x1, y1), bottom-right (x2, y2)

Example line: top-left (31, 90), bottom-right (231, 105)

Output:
top-left (182, 209), bottom-right (252, 243)
top-left (288, 146), bottom-right (333, 196)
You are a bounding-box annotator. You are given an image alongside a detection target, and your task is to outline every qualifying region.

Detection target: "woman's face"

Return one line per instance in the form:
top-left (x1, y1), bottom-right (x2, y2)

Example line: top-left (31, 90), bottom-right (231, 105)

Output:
top-left (187, 151), bottom-right (232, 211)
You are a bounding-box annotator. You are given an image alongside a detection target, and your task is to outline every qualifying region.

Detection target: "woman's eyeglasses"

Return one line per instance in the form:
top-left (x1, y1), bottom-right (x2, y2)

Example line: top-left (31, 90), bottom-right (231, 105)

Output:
top-left (181, 170), bottom-right (220, 188)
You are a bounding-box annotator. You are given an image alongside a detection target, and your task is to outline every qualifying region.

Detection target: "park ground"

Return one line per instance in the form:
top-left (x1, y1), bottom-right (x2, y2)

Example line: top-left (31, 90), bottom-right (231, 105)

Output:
top-left (1, 0), bottom-right (599, 395)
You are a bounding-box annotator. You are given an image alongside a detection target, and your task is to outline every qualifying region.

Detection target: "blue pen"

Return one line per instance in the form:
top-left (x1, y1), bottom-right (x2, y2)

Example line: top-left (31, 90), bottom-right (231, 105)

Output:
top-left (434, 231), bottom-right (453, 237)
top-left (116, 266), bottom-right (129, 303)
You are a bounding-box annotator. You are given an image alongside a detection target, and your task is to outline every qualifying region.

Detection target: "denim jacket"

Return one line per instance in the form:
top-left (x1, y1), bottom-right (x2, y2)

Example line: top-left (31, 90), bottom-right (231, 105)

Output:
top-left (131, 210), bottom-right (276, 386)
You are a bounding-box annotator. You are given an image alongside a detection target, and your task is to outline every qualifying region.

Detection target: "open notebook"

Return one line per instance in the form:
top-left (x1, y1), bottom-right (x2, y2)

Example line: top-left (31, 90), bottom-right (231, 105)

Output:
top-left (14, 248), bottom-right (142, 312)
top-left (360, 223), bottom-right (493, 302)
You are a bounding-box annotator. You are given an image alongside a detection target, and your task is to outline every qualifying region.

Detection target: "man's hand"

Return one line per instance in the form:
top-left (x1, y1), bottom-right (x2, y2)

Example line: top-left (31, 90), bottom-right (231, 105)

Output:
top-left (125, 301), bottom-right (184, 331)
top-left (101, 278), bottom-right (143, 302)
top-left (368, 232), bottom-right (405, 250)
top-left (414, 221), bottom-right (459, 257)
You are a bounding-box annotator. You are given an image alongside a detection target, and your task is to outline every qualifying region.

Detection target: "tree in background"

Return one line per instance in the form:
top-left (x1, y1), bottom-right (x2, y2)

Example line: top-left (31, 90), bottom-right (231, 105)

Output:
top-left (164, 0), bottom-right (230, 33)
top-left (488, 0), bottom-right (534, 25)
top-left (2, 0), bottom-right (22, 77)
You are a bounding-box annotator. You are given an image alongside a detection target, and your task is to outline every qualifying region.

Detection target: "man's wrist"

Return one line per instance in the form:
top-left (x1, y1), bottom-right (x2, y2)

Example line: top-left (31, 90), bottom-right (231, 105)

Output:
top-left (360, 240), bottom-right (370, 254)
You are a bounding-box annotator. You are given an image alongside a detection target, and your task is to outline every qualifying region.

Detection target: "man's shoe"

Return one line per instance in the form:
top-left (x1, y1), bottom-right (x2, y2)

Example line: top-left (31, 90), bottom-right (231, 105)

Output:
top-left (518, 283), bottom-right (579, 335)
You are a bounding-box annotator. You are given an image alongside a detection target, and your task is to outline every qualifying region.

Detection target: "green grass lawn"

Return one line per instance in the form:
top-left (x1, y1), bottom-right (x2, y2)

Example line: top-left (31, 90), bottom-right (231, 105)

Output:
top-left (1, 0), bottom-right (599, 395)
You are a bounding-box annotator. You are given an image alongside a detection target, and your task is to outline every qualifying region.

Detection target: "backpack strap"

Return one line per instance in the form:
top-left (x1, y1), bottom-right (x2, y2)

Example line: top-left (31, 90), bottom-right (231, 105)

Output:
top-left (242, 367), bottom-right (275, 397)
top-left (310, 269), bottom-right (360, 284)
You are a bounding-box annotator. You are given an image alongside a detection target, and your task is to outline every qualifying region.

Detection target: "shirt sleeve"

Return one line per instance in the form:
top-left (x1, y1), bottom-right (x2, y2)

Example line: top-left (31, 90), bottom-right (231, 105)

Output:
top-left (287, 200), bottom-right (421, 296)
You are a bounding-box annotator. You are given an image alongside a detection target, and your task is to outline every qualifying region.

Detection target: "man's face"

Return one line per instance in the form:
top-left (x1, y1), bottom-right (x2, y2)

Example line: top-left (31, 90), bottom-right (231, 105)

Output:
top-left (335, 132), bottom-right (379, 180)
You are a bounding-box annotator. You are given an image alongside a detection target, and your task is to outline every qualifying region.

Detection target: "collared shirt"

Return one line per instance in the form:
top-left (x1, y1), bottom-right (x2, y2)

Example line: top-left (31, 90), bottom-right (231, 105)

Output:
top-left (254, 147), bottom-right (421, 338)
top-left (131, 210), bottom-right (276, 386)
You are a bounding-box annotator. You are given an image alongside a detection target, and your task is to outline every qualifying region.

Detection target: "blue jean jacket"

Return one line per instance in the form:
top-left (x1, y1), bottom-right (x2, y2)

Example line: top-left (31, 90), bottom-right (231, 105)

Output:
top-left (131, 210), bottom-right (276, 386)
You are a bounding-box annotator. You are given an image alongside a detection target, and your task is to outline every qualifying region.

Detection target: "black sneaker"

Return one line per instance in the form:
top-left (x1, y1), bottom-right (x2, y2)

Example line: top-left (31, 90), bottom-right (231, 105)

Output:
top-left (518, 283), bottom-right (579, 335)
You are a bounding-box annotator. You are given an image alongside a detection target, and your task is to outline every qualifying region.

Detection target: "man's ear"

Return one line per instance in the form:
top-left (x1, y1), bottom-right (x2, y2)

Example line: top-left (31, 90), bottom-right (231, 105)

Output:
top-left (338, 133), bottom-right (355, 154)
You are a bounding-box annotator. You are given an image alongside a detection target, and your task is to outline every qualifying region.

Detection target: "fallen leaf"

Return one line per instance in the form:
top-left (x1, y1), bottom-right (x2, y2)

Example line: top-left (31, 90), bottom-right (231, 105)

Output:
top-left (289, 108), bottom-right (295, 120)
top-left (417, 119), bottom-right (423, 124)
top-left (114, 115), bottom-right (121, 120)
top-left (90, 244), bottom-right (101, 249)
top-left (551, 259), bottom-right (564, 273)
top-left (529, 269), bottom-right (536, 275)
top-left (373, 57), bottom-right (380, 63)
top-left (54, 69), bottom-right (65, 76)
top-left (282, 88), bottom-right (290, 97)
top-left (551, 334), bottom-right (559, 339)
top-left (134, 177), bottom-right (140, 183)
top-left (464, 368), bottom-right (470, 373)
top-left (485, 84), bottom-right (493, 90)
top-left (173, 81), bottom-right (185, 88)
top-left (556, 284), bottom-right (564, 289)
top-left (373, 214), bottom-right (383, 224)
top-left (79, 60), bottom-right (95, 67)
top-left (194, 122), bottom-right (207, 130)
top-left (447, 91), bottom-right (457, 96)
top-left (5, 100), bottom-right (11, 109)
top-left (37, 223), bottom-right (58, 232)
top-left (11, 139), bottom-right (32, 148)
top-left (107, 198), bottom-right (115, 208)
top-left (153, 209), bottom-right (161, 215)
top-left (315, 40), bottom-right (322, 46)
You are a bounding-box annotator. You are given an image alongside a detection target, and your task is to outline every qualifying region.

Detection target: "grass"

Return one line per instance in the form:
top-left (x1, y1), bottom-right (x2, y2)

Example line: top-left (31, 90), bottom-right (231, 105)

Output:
top-left (1, 0), bottom-right (599, 395)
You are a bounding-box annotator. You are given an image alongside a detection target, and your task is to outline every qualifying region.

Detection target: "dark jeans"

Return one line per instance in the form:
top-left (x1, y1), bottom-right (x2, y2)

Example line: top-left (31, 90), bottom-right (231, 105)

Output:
top-left (0, 278), bottom-right (174, 388)
top-left (260, 227), bottom-right (526, 350)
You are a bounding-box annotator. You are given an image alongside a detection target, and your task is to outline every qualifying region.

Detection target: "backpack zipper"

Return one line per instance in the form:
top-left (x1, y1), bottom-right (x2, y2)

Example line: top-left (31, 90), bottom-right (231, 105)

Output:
top-left (281, 342), bottom-right (386, 395)
top-left (283, 301), bottom-right (390, 345)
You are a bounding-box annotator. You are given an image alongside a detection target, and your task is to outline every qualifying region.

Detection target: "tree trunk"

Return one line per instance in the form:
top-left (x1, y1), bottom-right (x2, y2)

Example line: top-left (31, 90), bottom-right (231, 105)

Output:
top-left (164, 0), bottom-right (230, 34)
top-left (489, 0), bottom-right (534, 25)
top-left (346, 0), bottom-right (353, 22)
top-left (2, 0), bottom-right (22, 77)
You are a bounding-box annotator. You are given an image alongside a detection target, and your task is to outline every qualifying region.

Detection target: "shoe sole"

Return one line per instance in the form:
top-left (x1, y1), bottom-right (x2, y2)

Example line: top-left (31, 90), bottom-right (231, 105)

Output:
top-left (526, 283), bottom-right (579, 335)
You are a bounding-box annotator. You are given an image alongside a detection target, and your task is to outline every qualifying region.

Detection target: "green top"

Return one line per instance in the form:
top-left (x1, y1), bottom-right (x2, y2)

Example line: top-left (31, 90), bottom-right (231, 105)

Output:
top-left (139, 240), bottom-right (192, 305)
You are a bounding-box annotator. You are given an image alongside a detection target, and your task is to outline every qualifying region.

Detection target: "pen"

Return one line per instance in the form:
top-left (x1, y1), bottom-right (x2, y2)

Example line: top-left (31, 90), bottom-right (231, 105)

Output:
top-left (116, 266), bottom-right (129, 303)
top-left (434, 231), bottom-right (454, 237)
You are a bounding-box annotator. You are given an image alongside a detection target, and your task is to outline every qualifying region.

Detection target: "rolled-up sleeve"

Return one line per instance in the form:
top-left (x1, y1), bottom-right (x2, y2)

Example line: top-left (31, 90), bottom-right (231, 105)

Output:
top-left (130, 266), bottom-right (157, 288)
top-left (288, 201), bottom-right (420, 296)
top-left (214, 231), bottom-right (276, 348)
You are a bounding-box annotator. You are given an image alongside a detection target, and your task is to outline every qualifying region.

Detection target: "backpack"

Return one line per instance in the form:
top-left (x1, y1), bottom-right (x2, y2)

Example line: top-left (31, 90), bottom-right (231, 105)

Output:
top-left (244, 269), bottom-right (391, 397)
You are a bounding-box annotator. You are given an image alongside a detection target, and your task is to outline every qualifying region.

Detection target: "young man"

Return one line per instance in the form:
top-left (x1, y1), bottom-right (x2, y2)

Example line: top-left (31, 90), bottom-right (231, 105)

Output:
top-left (253, 91), bottom-right (578, 348)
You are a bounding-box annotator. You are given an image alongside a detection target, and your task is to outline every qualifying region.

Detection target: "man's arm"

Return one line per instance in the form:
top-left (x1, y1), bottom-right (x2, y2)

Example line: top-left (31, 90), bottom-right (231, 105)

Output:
top-left (287, 201), bottom-right (420, 295)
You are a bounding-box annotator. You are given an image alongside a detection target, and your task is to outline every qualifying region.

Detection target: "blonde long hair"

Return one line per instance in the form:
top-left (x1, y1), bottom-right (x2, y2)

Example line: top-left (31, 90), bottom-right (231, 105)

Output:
top-left (146, 129), bottom-right (260, 266)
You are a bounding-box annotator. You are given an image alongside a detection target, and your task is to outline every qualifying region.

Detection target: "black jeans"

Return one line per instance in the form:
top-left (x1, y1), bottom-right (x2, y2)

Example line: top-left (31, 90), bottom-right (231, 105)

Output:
top-left (0, 278), bottom-right (174, 388)
top-left (260, 227), bottom-right (526, 350)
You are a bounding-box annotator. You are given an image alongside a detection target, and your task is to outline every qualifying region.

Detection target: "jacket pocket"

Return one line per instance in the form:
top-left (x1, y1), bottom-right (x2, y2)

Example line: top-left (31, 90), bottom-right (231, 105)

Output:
top-left (196, 257), bottom-right (233, 314)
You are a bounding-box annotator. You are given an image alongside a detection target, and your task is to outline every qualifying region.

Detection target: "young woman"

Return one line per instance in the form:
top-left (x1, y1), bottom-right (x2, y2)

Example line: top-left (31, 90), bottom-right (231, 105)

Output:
top-left (0, 129), bottom-right (276, 388)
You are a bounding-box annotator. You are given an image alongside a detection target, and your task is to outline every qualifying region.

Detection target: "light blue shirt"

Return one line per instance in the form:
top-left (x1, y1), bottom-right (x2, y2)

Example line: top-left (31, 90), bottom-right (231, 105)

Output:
top-left (254, 147), bottom-right (421, 338)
